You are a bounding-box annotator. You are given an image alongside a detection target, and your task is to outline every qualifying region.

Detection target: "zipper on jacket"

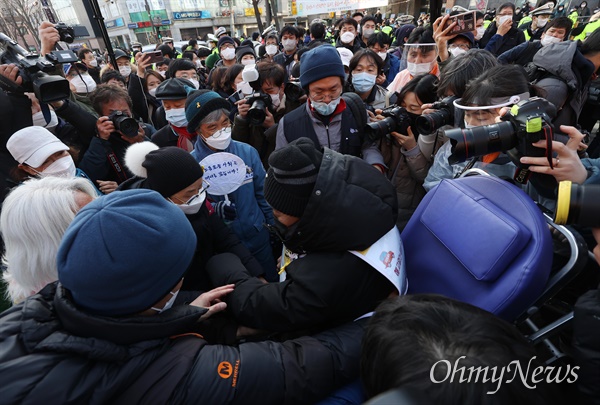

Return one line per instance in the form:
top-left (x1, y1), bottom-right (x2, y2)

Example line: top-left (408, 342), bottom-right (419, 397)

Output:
top-left (325, 125), bottom-right (331, 148)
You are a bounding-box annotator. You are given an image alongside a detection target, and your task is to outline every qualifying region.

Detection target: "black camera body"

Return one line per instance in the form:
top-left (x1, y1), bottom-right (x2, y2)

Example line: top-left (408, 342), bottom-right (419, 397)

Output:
top-left (284, 80), bottom-right (305, 103)
top-left (415, 96), bottom-right (457, 134)
top-left (109, 110), bottom-right (139, 138)
top-left (55, 22), bottom-right (75, 44)
top-left (365, 106), bottom-right (414, 143)
top-left (0, 32), bottom-right (78, 103)
top-left (246, 92), bottom-right (272, 126)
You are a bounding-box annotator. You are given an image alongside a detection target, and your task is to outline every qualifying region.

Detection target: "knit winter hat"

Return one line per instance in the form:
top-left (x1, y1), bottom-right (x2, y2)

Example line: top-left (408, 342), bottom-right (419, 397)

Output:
top-left (299, 45), bottom-right (345, 88)
top-left (264, 137), bottom-right (323, 218)
top-left (57, 189), bottom-right (196, 316)
top-left (217, 36), bottom-right (235, 51)
top-left (185, 89), bottom-right (231, 133)
top-left (125, 142), bottom-right (203, 197)
top-left (235, 45), bottom-right (256, 63)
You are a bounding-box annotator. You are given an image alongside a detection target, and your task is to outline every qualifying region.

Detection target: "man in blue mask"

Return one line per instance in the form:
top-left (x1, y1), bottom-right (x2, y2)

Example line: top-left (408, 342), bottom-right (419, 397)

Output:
top-left (275, 45), bottom-right (385, 172)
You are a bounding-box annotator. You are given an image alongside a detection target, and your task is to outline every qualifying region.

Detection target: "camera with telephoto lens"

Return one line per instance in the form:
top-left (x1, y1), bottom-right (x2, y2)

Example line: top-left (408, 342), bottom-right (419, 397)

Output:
top-left (415, 96), bottom-right (458, 134)
top-left (554, 181), bottom-right (600, 227)
top-left (0, 32), bottom-right (78, 103)
top-left (109, 110), bottom-right (139, 138)
top-left (444, 97), bottom-right (560, 189)
top-left (246, 92), bottom-right (272, 126)
top-left (284, 80), bottom-right (305, 103)
top-left (55, 22), bottom-right (75, 44)
top-left (364, 106), bottom-right (414, 143)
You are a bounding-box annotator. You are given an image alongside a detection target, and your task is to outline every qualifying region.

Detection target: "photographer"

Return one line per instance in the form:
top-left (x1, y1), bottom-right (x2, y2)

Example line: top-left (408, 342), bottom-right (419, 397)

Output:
top-left (423, 65), bottom-right (537, 191)
top-left (233, 62), bottom-right (302, 167)
top-left (78, 85), bottom-right (152, 184)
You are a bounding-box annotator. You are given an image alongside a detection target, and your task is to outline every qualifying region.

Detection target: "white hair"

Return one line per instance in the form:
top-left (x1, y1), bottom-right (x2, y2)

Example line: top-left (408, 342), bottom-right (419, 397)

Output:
top-left (1, 176), bottom-right (97, 304)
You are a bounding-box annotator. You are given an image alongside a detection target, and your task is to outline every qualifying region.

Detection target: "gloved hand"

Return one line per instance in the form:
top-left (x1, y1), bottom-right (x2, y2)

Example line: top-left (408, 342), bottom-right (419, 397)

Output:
top-left (213, 201), bottom-right (237, 221)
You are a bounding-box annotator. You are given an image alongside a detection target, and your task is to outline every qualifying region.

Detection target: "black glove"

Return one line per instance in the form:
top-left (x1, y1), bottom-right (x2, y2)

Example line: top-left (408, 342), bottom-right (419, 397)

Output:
top-left (213, 201), bottom-right (237, 221)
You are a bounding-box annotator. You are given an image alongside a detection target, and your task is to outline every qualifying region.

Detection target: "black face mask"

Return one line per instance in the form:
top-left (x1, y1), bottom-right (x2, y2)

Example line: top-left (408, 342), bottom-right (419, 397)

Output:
top-left (269, 218), bottom-right (301, 243)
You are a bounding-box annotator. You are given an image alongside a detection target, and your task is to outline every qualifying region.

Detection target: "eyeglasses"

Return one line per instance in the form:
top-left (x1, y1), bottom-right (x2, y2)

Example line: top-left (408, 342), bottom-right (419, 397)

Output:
top-left (449, 43), bottom-right (470, 51)
top-left (172, 184), bottom-right (210, 205)
top-left (310, 87), bottom-right (342, 103)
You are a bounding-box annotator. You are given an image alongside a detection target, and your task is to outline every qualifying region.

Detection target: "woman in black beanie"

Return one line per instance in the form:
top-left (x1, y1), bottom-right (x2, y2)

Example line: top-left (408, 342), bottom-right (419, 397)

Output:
top-left (118, 142), bottom-right (265, 291)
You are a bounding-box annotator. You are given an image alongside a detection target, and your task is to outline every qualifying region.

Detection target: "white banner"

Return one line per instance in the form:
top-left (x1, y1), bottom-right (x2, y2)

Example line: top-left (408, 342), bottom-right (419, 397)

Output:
top-left (296, 0), bottom-right (388, 16)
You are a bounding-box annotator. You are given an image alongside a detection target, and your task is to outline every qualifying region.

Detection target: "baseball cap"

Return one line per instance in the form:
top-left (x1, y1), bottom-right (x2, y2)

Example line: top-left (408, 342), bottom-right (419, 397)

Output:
top-left (7, 126), bottom-right (69, 167)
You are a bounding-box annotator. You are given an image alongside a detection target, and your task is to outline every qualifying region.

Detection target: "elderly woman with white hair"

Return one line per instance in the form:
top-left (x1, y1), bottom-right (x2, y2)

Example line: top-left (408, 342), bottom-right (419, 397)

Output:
top-left (1, 176), bottom-right (97, 304)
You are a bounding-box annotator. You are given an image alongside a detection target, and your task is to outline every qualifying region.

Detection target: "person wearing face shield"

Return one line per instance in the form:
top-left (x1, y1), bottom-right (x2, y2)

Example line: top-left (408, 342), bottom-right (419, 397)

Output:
top-left (150, 78), bottom-right (198, 151)
top-left (233, 62), bottom-right (303, 168)
top-left (187, 89), bottom-right (277, 281)
top-left (273, 25), bottom-right (300, 78)
top-left (479, 2), bottom-right (526, 56)
top-left (519, 4), bottom-right (554, 41)
top-left (335, 17), bottom-right (365, 53)
top-left (498, 17), bottom-right (572, 66)
top-left (119, 142), bottom-right (265, 291)
top-left (424, 65), bottom-right (539, 192)
top-left (387, 27), bottom-right (440, 94)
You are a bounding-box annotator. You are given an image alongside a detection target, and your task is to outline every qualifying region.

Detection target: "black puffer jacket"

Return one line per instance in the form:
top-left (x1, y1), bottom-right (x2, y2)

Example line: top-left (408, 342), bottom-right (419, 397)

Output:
top-left (209, 148), bottom-right (398, 332)
top-left (0, 283), bottom-right (366, 404)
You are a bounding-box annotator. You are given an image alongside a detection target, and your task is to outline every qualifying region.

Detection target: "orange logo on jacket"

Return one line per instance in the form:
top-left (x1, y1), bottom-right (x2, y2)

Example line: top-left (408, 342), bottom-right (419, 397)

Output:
top-left (218, 361), bottom-right (233, 379)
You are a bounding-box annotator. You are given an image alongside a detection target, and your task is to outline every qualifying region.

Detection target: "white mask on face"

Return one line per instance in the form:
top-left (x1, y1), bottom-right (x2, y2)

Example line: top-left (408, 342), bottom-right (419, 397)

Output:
top-left (189, 78), bottom-right (200, 89)
top-left (497, 15), bottom-right (513, 26)
top-left (148, 87), bottom-right (158, 97)
top-left (237, 81), bottom-right (254, 96)
top-left (341, 31), bottom-right (355, 44)
top-left (362, 28), bottom-right (375, 38)
top-left (407, 61), bottom-right (433, 77)
top-left (541, 34), bottom-right (562, 46)
top-left (195, 59), bottom-right (203, 69)
top-left (204, 127), bottom-right (232, 150)
top-left (32, 110), bottom-right (59, 130)
top-left (221, 47), bottom-right (236, 60)
top-left (165, 107), bottom-right (188, 128)
top-left (158, 71), bottom-right (167, 78)
top-left (377, 51), bottom-right (388, 61)
top-left (282, 39), bottom-right (297, 51)
top-left (119, 65), bottom-right (132, 77)
top-left (464, 120), bottom-right (477, 129)
top-left (88, 59), bottom-right (98, 67)
top-left (270, 92), bottom-right (281, 109)
top-left (449, 47), bottom-right (468, 57)
top-left (151, 289), bottom-right (179, 313)
top-left (475, 27), bottom-right (486, 40)
top-left (241, 58), bottom-right (256, 66)
top-left (537, 17), bottom-right (549, 27)
top-left (70, 73), bottom-right (97, 94)
top-left (266, 44), bottom-right (278, 55)
top-left (40, 155), bottom-right (76, 178)
top-left (171, 190), bottom-right (206, 215)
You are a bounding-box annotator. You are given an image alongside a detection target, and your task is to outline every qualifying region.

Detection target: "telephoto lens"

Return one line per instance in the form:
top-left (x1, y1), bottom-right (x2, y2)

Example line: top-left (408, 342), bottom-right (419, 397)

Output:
top-left (555, 181), bottom-right (600, 227)
top-left (444, 121), bottom-right (516, 164)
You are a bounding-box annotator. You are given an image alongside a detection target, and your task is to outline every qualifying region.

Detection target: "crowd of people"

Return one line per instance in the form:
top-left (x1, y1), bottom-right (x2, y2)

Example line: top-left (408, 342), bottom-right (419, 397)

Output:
top-left (1, 2), bottom-right (600, 403)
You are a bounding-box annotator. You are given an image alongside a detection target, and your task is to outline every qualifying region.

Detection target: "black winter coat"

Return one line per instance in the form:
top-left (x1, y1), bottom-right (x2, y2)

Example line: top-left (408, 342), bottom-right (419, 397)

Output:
top-left (479, 22), bottom-right (526, 56)
top-left (209, 148), bottom-right (398, 332)
top-left (0, 283), bottom-right (366, 404)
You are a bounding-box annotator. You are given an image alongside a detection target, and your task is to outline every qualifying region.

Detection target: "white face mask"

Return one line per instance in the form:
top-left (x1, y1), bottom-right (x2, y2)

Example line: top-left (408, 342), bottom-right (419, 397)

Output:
top-left (541, 34), bottom-right (562, 46)
top-left (88, 59), bottom-right (98, 67)
top-left (537, 17), bottom-right (549, 27)
top-left (475, 27), bottom-right (486, 40)
top-left (148, 87), bottom-right (158, 97)
top-left (204, 127), bottom-right (232, 150)
top-left (362, 28), bottom-right (375, 38)
top-left (464, 120), bottom-right (477, 129)
top-left (449, 47), bottom-right (468, 57)
top-left (282, 39), bottom-right (297, 51)
top-left (221, 47), bottom-right (236, 60)
top-left (195, 59), bottom-right (203, 69)
top-left (407, 61), bottom-right (433, 77)
top-left (237, 81), bottom-right (254, 96)
top-left (32, 110), bottom-right (59, 130)
top-left (269, 92), bottom-right (281, 109)
top-left (497, 15), bottom-right (513, 26)
top-left (377, 51), bottom-right (388, 61)
top-left (70, 73), bottom-right (97, 94)
top-left (40, 155), bottom-right (76, 178)
top-left (266, 44), bottom-right (278, 55)
top-left (311, 97), bottom-right (340, 116)
top-left (165, 107), bottom-right (188, 128)
top-left (241, 58), bottom-right (256, 66)
top-left (151, 289), bottom-right (179, 313)
top-left (171, 190), bottom-right (206, 215)
top-left (158, 71), bottom-right (167, 78)
top-left (189, 78), bottom-right (200, 89)
top-left (119, 65), bottom-right (132, 77)
top-left (341, 31), bottom-right (355, 44)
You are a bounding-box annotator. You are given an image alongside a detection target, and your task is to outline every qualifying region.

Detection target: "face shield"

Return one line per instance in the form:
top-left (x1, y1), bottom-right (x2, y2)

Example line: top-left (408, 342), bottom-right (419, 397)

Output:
top-left (400, 43), bottom-right (438, 76)
top-left (453, 92), bottom-right (530, 127)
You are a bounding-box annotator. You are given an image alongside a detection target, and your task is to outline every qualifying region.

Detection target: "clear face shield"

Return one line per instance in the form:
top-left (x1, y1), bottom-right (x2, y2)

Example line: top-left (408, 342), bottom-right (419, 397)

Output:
top-left (453, 92), bottom-right (530, 128)
top-left (400, 43), bottom-right (438, 76)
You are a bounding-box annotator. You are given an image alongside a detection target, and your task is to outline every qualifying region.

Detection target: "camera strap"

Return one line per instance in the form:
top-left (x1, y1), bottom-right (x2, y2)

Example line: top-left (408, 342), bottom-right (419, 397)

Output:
top-left (455, 157), bottom-right (479, 178)
top-left (106, 151), bottom-right (129, 183)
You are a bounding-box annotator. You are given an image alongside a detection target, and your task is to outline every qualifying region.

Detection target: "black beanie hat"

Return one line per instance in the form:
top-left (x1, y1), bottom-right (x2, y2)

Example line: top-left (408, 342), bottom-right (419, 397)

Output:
top-left (125, 142), bottom-right (204, 198)
top-left (155, 78), bottom-right (195, 100)
top-left (264, 137), bottom-right (323, 218)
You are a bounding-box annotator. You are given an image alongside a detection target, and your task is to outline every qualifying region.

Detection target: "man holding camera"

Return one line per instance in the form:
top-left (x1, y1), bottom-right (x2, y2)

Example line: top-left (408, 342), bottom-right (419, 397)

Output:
top-left (79, 85), bottom-right (151, 185)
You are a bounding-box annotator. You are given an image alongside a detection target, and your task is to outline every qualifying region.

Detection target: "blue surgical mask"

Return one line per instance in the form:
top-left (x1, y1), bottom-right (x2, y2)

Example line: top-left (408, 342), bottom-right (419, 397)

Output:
top-left (165, 108), bottom-right (188, 128)
top-left (311, 97), bottom-right (341, 116)
top-left (352, 72), bottom-right (377, 93)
